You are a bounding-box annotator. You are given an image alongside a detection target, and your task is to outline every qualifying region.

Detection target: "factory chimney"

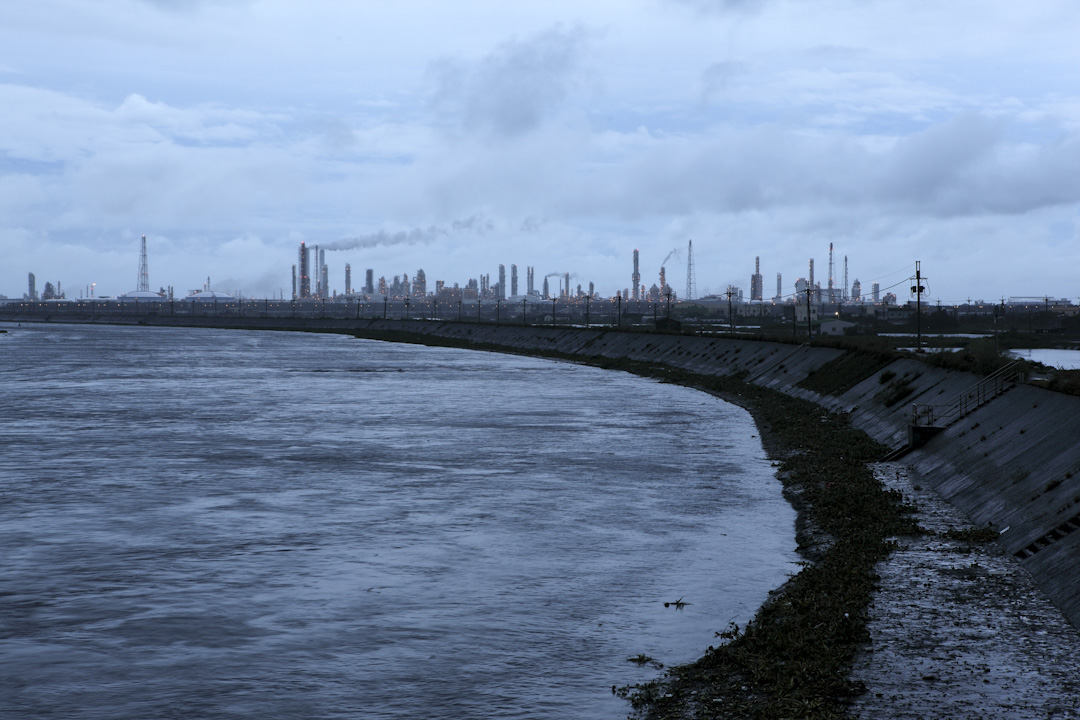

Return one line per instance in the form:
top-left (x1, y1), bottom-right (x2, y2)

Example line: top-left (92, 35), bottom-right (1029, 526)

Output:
top-left (632, 249), bottom-right (641, 301)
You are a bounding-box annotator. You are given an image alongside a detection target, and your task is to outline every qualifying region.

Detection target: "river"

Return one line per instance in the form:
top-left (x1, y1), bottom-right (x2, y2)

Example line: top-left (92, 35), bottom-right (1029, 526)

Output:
top-left (0, 322), bottom-right (797, 719)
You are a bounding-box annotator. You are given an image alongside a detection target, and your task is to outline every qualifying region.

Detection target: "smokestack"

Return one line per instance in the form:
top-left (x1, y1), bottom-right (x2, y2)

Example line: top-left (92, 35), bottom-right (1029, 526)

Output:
top-left (632, 249), bottom-right (640, 301)
top-left (299, 242), bottom-right (310, 298)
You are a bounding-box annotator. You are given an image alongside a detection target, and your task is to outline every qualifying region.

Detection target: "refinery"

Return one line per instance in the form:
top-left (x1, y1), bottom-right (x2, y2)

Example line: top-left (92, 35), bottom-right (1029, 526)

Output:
top-left (4, 234), bottom-right (1077, 333)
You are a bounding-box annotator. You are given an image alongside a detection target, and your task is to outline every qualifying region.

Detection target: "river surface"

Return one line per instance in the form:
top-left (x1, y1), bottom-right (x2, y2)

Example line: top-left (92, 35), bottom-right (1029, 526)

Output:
top-left (1007, 348), bottom-right (1080, 370)
top-left (0, 323), bottom-right (797, 719)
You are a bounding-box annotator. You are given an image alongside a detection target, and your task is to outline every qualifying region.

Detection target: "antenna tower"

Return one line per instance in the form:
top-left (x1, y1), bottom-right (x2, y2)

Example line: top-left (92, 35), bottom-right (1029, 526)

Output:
top-left (685, 239), bottom-right (696, 301)
top-left (137, 235), bottom-right (150, 292)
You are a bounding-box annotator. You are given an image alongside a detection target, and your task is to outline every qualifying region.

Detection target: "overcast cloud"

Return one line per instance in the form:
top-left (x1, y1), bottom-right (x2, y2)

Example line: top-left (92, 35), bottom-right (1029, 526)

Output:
top-left (2, 0), bottom-right (1079, 301)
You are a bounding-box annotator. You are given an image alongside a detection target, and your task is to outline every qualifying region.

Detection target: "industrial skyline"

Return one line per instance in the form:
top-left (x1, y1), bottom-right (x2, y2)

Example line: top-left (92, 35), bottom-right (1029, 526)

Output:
top-left (11, 234), bottom-right (1068, 312)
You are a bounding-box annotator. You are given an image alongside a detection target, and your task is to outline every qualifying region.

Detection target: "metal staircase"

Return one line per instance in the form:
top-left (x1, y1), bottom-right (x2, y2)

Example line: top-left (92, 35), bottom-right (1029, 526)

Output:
top-left (911, 360), bottom-right (1025, 429)
top-left (880, 361), bottom-right (1025, 462)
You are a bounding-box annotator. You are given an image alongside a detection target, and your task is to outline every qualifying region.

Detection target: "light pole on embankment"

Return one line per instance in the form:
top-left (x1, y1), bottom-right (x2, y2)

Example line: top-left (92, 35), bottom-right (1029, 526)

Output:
top-left (805, 286), bottom-right (813, 340)
top-left (911, 261), bottom-right (926, 353)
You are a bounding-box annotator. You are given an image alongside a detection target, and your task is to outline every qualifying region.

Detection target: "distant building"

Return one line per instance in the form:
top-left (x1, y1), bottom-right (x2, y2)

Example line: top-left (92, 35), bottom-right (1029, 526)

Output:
top-left (27, 272), bottom-right (37, 301)
top-left (820, 319), bottom-right (855, 336)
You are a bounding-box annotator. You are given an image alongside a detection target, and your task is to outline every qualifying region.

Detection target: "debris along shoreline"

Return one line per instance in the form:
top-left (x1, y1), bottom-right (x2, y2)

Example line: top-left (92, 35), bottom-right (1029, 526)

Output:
top-left (601, 360), bottom-right (921, 720)
top-left (344, 326), bottom-right (924, 718)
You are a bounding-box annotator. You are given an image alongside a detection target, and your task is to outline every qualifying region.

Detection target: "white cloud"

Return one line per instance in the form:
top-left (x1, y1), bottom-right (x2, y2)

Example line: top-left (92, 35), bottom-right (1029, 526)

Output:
top-left (2, 0), bottom-right (1080, 302)
top-left (428, 25), bottom-right (591, 138)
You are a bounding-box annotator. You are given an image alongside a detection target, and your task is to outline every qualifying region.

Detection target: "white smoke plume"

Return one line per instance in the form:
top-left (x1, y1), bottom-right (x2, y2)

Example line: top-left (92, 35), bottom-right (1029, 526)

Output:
top-left (322, 215), bottom-right (494, 251)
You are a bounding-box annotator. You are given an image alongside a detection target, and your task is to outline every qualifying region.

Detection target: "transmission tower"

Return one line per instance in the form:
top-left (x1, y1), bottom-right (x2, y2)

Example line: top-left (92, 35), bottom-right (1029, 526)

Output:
top-left (137, 235), bottom-right (150, 292)
top-left (685, 239), bottom-right (696, 301)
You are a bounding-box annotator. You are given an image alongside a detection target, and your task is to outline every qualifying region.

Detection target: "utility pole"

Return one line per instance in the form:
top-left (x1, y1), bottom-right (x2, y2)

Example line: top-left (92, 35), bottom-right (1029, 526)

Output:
top-left (724, 287), bottom-right (735, 334)
top-left (805, 286), bottom-right (813, 340)
top-left (911, 261), bottom-right (926, 352)
top-left (585, 296), bottom-right (590, 328)
top-left (523, 298), bottom-right (528, 327)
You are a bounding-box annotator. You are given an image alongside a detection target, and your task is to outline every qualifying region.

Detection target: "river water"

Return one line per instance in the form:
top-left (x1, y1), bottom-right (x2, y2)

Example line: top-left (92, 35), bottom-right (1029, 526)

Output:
top-left (0, 323), bottom-right (797, 719)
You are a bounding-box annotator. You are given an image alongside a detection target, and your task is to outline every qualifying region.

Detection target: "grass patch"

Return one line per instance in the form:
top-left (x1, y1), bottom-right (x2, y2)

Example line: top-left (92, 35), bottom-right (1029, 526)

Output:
top-left (875, 372), bottom-right (919, 408)
top-left (797, 350), bottom-right (898, 396)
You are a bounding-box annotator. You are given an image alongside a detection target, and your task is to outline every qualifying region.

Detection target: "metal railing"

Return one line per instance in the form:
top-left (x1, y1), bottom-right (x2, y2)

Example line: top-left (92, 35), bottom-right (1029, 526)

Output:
top-left (912, 360), bottom-right (1025, 427)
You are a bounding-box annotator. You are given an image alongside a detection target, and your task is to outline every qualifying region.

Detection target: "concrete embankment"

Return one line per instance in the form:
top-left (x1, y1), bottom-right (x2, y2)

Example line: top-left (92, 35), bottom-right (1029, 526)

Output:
top-left (6, 313), bottom-right (1080, 631)
top-left (349, 319), bottom-right (1080, 630)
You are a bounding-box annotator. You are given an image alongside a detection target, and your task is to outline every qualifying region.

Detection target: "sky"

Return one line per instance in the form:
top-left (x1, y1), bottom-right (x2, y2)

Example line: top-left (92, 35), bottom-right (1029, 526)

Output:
top-left (2, 0), bottom-right (1079, 303)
